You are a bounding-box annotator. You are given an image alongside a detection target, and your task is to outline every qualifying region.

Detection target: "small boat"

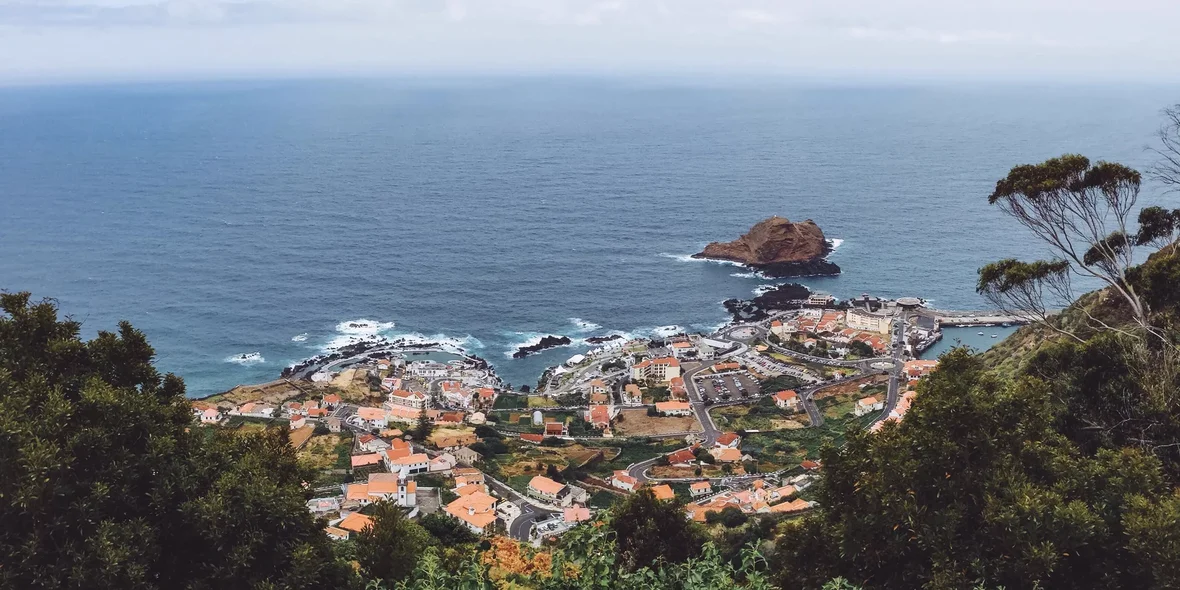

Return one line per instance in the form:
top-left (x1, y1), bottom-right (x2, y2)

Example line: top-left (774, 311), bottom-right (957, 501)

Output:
top-left (977, 331), bottom-right (984, 336)
top-left (991, 334), bottom-right (998, 338)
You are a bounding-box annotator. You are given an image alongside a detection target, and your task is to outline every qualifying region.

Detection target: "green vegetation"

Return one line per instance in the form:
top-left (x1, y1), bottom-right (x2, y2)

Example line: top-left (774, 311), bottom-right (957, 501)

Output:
top-left (0, 292), bottom-right (354, 589)
top-left (493, 394), bottom-right (528, 409)
top-left (759, 374), bottom-right (804, 393)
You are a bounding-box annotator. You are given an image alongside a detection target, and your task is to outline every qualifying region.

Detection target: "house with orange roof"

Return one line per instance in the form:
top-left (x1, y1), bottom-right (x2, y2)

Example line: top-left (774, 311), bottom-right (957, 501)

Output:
top-left (769, 319), bottom-right (786, 337)
top-left (611, 470), bottom-right (639, 492)
top-left (544, 422), bottom-right (568, 437)
top-left (587, 379), bottom-right (608, 395)
top-left (711, 447), bottom-right (743, 463)
top-left (325, 526), bottom-right (351, 541)
top-left (631, 356), bottom-right (681, 382)
top-left (367, 472), bottom-right (417, 507)
top-left (666, 448), bottom-right (697, 467)
top-left (527, 476), bottom-right (569, 504)
top-left (350, 453), bottom-right (383, 469)
top-left (669, 341), bottom-right (695, 358)
top-left (289, 414), bottom-right (307, 430)
top-left (388, 453), bottom-right (430, 475)
top-left (355, 406), bottom-right (388, 429)
top-left (433, 432), bottom-right (476, 451)
top-left (585, 404), bottom-right (617, 430)
top-left (801, 459), bottom-right (822, 471)
top-left (475, 387), bottom-right (497, 408)
top-left (853, 396), bottom-right (884, 417)
top-left (904, 359), bottom-right (939, 381)
top-left (321, 393), bottom-right (341, 408)
top-left (336, 512), bottom-right (374, 536)
top-left (200, 407), bottom-right (221, 425)
top-left (383, 404), bottom-right (422, 424)
top-left (589, 392), bottom-right (610, 405)
top-left (455, 471), bottom-right (485, 488)
top-left (714, 432), bottom-right (741, 448)
top-left (772, 388), bottom-right (800, 409)
top-left (389, 389), bottom-right (430, 409)
top-left (654, 401), bottom-right (691, 416)
top-left (445, 491), bottom-right (498, 534)
top-left (520, 433), bottom-right (545, 444)
top-left (622, 383), bottom-right (643, 406)
top-left (768, 498), bottom-right (813, 514)
top-left (669, 376), bottom-right (687, 399)
top-left (564, 506), bottom-right (592, 523)
top-left (650, 484), bottom-right (675, 501)
top-left (689, 481), bottom-right (713, 497)
top-left (283, 401), bottom-right (303, 416)
top-left (712, 362), bottom-right (740, 373)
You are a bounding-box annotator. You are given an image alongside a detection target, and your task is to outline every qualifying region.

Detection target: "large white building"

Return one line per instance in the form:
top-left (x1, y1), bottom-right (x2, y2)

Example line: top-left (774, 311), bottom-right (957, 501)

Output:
top-left (630, 356), bottom-right (681, 382)
top-left (846, 308), bottom-right (893, 334)
top-left (388, 389), bottom-right (430, 409)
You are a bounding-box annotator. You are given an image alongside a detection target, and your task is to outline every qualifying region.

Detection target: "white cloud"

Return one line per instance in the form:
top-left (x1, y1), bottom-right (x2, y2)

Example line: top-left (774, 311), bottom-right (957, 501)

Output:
top-left (0, 0), bottom-right (1177, 82)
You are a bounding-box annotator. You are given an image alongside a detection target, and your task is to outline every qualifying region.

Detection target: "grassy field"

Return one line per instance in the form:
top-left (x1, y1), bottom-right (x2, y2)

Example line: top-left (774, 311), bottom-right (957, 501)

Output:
top-left (493, 395), bottom-right (529, 410)
top-left (741, 413), bottom-right (876, 470)
top-left (712, 397), bottom-right (807, 431)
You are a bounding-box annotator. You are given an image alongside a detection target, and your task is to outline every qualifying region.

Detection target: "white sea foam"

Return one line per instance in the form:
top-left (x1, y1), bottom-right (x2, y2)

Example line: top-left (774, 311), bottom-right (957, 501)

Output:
top-left (387, 331), bottom-right (483, 355)
top-left (291, 333), bottom-right (309, 342)
top-left (730, 271), bottom-right (764, 279)
top-left (335, 319), bottom-right (396, 335)
top-left (505, 332), bottom-right (573, 358)
top-left (569, 318), bottom-right (602, 333)
top-left (225, 352), bottom-right (264, 365)
top-left (753, 284), bottom-right (778, 296)
top-left (658, 252), bottom-right (743, 267)
top-left (651, 325), bottom-right (684, 338)
top-left (830, 238), bottom-right (845, 251)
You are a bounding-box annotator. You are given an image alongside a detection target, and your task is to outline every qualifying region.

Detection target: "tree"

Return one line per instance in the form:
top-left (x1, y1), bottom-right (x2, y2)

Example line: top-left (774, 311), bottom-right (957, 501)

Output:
top-left (1151, 103), bottom-right (1180, 192)
top-left (0, 292), bottom-right (354, 589)
top-left (847, 340), bottom-right (874, 358)
top-left (774, 348), bottom-right (1179, 590)
top-left (419, 512), bottom-right (479, 546)
top-left (355, 501), bottom-right (434, 587)
top-left (414, 407), bottom-right (433, 442)
top-left (705, 506), bottom-right (748, 528)
top-left (980, 154), bottom-right (1166, 342)
top-left (608, 488), bottom-right (704, 572)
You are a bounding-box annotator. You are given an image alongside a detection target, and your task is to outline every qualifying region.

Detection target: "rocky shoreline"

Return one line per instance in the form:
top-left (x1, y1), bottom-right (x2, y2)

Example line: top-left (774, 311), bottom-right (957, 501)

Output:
top-left (723, 283), bottom-right (813, 322)
top-left (512, 335), bottom-right (572, 358)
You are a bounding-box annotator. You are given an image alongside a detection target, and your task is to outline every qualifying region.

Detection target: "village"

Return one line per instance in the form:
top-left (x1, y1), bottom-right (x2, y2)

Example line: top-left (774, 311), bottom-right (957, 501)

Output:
top-left (190, 294), bottom-right (997, 546)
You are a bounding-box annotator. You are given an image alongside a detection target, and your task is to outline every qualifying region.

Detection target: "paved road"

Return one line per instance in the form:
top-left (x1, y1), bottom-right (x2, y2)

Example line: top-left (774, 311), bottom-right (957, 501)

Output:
top-left (880, 311), bottom-right (909, 417)
top-left (486, 476), bottom-right (557, 541)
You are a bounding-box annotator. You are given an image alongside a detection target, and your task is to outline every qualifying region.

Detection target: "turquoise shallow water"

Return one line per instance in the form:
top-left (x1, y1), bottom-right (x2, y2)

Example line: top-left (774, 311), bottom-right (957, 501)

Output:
top-left (0, 79), bottom-right (1175, 395)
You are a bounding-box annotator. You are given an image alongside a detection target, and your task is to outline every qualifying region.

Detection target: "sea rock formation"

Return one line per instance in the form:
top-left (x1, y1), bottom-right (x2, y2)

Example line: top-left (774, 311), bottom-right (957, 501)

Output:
top-left (584, 334), bottom-right (624, 345)
top-left (513, 335), bottom-right (573, 359)
top-left (693, 216), bottom-right (840, 277)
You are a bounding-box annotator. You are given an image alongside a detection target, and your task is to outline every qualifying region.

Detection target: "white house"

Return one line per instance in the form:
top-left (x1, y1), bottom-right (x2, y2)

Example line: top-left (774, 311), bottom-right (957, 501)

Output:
top-left (611, 470), bottom-right (639, 492)
top-left (773, 390), bottom-right (799, 410)
top-left (622, 384), bottom-right (644, 406)
top-left (389, 389), bottom-right (430, 409)
top-left (408, 361), bottom-right (449, 378)
top-left (853, 396), bottom-right (885, 417)
top-left (388, 453), bottom-right (430, 475)
top-left (200, 408), bottom-right (221, 425)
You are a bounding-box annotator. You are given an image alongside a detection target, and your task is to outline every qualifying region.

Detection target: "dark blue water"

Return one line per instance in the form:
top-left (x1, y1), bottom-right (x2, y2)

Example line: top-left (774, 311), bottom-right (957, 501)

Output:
top-left (1, 79), bottom-right (1175, 395)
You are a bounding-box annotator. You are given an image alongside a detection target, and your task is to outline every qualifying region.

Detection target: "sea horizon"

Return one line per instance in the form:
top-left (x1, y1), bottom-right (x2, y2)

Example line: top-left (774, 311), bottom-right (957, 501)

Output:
top-left (2, 77), bottom-right (1177, 395)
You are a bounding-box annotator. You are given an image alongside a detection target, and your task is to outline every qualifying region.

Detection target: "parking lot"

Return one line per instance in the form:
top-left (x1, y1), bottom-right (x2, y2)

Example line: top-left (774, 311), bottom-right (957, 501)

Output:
top-left (695, 371), bottom-right (761, 403)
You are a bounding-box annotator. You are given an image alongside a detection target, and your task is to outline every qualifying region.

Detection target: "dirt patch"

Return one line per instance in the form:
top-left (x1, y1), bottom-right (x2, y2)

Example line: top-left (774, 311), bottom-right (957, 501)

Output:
top-left (812, 374), bottom-right (889, 400)
top-left (613, 409), bottom-right (701, 437)
top-left (651, 464), bottom-right (727, 479)
top-left (771, 419), bottom-right (808, 430)
top-left (202, 379), bottom-right (309, 408)
top-left (288, 425), bottom-right (316, 450)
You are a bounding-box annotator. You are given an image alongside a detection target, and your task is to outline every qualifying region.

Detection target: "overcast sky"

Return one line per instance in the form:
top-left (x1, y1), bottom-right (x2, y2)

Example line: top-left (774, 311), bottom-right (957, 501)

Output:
top-left (2, 0), bottom-right (1177, 84)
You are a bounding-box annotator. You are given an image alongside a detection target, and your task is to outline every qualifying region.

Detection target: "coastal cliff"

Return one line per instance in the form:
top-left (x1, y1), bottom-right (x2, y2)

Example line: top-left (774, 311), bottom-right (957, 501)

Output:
top-left (693, 216), bottom-right (840, 277)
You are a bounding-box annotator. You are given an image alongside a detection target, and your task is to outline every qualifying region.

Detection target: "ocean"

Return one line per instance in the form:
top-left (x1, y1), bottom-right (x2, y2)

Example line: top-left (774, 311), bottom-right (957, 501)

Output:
top-left (1, 78), bottom-right (1176, 395)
